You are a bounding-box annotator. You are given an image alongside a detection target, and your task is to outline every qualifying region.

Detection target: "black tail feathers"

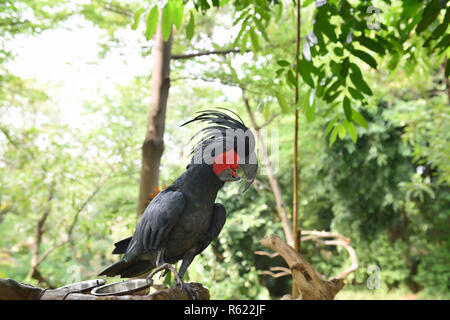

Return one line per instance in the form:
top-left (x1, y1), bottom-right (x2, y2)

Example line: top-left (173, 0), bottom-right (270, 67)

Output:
top-left (98, 259), bottom-right (152, 278)
top-left (112, 236), bottom-right (132, 254)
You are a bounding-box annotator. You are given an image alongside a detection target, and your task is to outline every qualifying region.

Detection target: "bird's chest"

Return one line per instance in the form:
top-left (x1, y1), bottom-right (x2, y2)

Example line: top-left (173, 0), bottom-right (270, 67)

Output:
top-left (166, 203), bottom-right (214, 256)
top-left (165, 165), bottom-right (222, 257)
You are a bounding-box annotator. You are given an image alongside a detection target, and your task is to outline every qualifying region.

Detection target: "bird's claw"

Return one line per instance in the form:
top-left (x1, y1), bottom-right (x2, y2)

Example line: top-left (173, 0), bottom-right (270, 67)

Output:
top-left (145, 263), bottom-right (197, 300)
top-left (146, 263), bottom-right (182, 284)
top-left (176, 282), bottom-right (197, 300)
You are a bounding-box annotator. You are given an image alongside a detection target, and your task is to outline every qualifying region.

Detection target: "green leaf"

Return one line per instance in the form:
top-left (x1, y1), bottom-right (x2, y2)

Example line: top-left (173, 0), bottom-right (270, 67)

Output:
top-left (173, 0), bottom-right (184, 29)
top-left (351, 109), bottom-right (368, 129)
top-left (298, 58), bottom-right (315, 88)
top-left (325, 115), bottom-right (339, 136)
top-left (348, 86), bottom-right (365, 100)
top-left (349, 71), bottom-right (372, 96)
top-left (145, 6), bottom-right (159, 41)
top-left (254, 19), bottom-right (269, 41)
top-left (286, 69), bottom-right (297, 87)
top-left (186, 11), bottom-right (195, 40)
top-left (325, 89), bottom-right (342, 103)
top-left (416, 0), bottom-right (441, 34)
top-left (433, 34), bottom-right (450, 51)
top-left (338, 124), bottom-right (346, 140)
top-left (161, 3), bottom-right (173, 42)
top-left (249, 28), bottom-right (260, 52)
top-left (132, 8), bottom-right (144, 31)
top-left (351, 49), bottom-right (378, 69)
top-left (241, 30), bottom-right (250, 54)
top-left (329, 126), bottom-right (339, 146)
top-left (426, 8), bottom-right (450, 45)
top-left (275, 68), bottom-right (285, 77)
top-left (357, 36), bottom-right (385, 55)
top-left (233, 18), bottom-right (248, 45)
top-left (277, 60), bottom-right (290, 67)
top-left (275, 90), bottom-right (289, 113)
top-left (343, 96), bottom-right (352, 121)
top-left (344, 119), bottom-right (357, 143)
top-left (275, 2), bottom-right (283, 21)
top-left (315, 7), bottom-right (337, 41)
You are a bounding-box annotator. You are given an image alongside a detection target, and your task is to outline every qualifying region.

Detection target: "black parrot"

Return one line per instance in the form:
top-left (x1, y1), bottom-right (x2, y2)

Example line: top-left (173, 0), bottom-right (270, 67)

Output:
top-left (98, 109), bottom-right (258, 295)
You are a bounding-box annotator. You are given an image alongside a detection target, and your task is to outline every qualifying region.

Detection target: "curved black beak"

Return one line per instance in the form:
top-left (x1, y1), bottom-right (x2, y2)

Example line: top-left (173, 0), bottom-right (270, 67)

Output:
top-left (240, 153), bottom-right (258, 192)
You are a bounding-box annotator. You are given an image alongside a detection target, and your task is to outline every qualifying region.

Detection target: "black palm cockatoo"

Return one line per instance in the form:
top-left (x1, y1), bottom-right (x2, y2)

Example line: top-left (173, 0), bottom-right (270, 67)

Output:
top-left (99, 109), bottom-right (258, 295)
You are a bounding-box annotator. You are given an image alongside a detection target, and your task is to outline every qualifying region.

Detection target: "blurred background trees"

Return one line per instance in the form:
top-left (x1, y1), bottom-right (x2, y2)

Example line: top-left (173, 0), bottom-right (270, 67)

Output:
top-left (0, 0), bottom-right (448, 299)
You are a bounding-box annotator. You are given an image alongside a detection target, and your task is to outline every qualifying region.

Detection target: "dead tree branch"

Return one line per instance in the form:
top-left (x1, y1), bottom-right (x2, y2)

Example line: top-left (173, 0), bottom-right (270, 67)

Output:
top-left (260, 234), bottom-right (345, 300)
top-left (257, 230), bottom-right (358, 284)
top-left (301, 230), bottom-right (358, 280)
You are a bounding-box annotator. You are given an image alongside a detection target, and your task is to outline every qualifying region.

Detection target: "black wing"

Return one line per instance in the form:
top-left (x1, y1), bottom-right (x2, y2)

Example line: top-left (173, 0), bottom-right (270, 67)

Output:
top-left (123, 188), bottom-right (185, 261)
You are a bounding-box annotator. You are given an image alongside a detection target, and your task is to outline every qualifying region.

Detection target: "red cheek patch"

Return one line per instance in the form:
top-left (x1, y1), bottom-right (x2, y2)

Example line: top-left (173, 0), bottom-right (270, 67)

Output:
top-left (213, 149), bottom-right (240, 176)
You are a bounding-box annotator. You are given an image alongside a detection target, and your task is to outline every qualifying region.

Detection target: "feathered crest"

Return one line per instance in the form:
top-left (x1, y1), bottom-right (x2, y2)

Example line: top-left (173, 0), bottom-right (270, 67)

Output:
top-left (181, 108), bottom-right (255, 163)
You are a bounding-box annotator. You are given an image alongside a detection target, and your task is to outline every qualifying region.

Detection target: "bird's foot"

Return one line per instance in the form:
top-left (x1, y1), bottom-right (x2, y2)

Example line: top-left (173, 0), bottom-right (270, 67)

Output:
top-left (174, 282), bottom-right (197, 300)
top-left (146, 263), bottom-right (183, 285)
top-left (146, 263), bottom-right (196, 300)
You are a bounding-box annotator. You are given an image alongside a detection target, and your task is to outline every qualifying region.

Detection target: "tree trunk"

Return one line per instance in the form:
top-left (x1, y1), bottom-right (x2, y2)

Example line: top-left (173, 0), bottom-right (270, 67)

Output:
top-left (137, 14), bottom-right (173, 216)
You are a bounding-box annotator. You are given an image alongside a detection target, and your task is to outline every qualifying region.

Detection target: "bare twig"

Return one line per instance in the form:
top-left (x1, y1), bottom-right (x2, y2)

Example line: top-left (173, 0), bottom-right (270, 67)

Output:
top-left (257, 113), bottom-right (279, 130)
top-left (171, 48), bottom-right (249, 60)
top-left (258, 266), bottom-right (291, 278)
top-left (254, 250), bottom-right (279, 258)
top-left (103, 4), bottom-right (133, 18)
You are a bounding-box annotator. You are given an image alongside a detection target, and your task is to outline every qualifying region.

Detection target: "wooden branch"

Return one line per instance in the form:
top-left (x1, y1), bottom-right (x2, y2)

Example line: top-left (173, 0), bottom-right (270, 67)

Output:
top-left (0, 278), bottom-right (209, 300)
top-left (258, 113), bottom-right (279, 130)
top-left (254, 250), bottom-right (279, 258)
top-left (260, 234), bottom-right (345, 300)
top-left (258, 266), bottom-right (291, 278)
top-left (103, 4), bottom-right (133, 18)
top-left (258, 270), bottom-right (291, 278)
top-left (300, 230), bottom-right (358, 280)
top-left (171, 48), bottom-right (248, 60)
top-left (318, 239), bottom-right (358, 280)
top-left (301, 230), bottom-right (351, 241)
